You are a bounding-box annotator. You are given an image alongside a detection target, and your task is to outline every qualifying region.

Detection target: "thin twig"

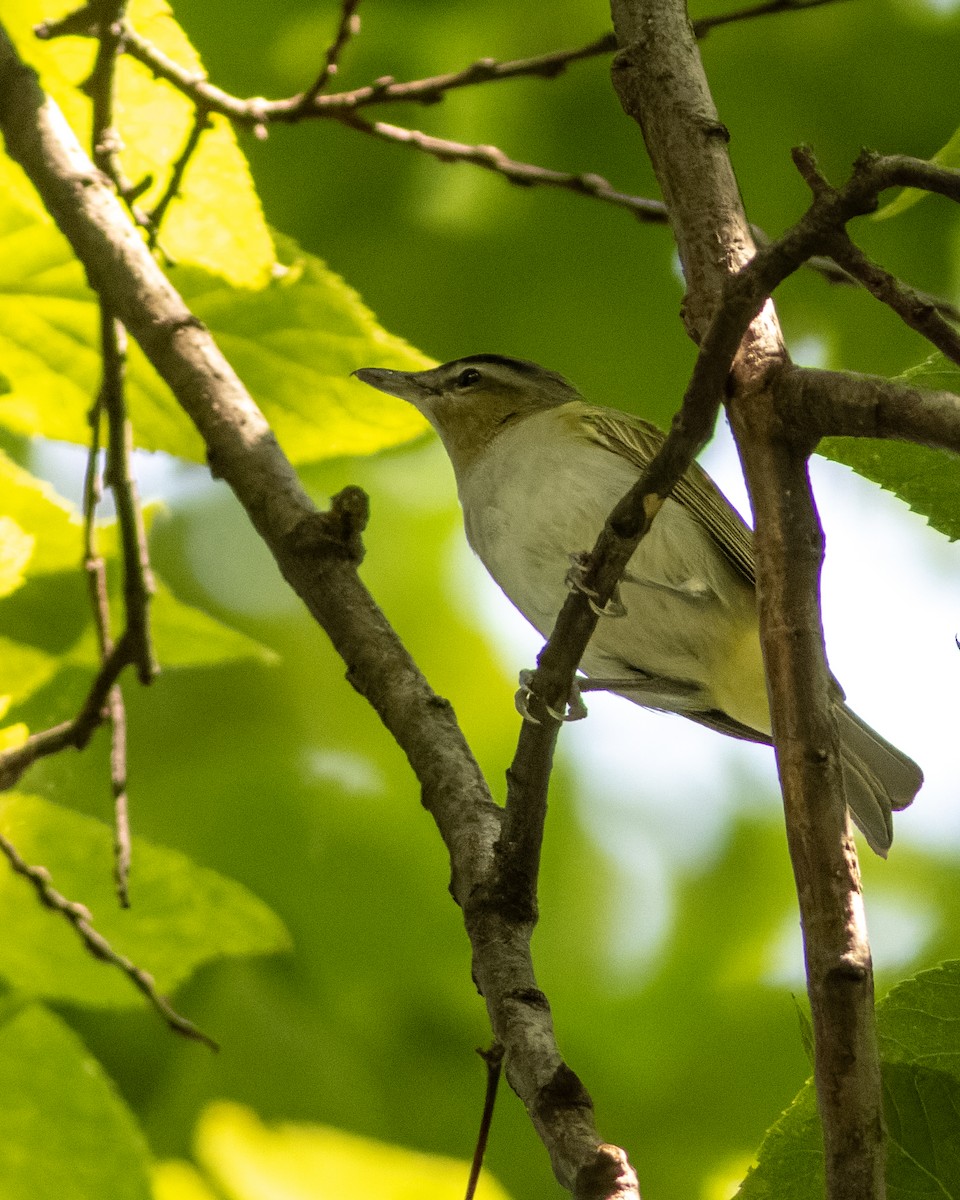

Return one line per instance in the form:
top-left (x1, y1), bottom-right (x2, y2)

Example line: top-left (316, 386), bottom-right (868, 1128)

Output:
top-left (39, 0), bottom-right (852, 123)
top-left (824, 231), bottom-right (960, 366)
top-left (97, 316), bottom-right (155, 685)
top-left (692, 0), bottom-right (852, 38)
top-left (340, 112), bottom-right (669, 221)
top-left (0, 830), bottom-right (218, 1049)
top-left (82, 322), bottom-right (134, 907)
top-left (0, 636), bottom-right (134, 790)
top-left (465, 1044), bottom-right (504, 1200)
top-left (146, 106), bottom-right (211, 248)
top-left (296, 0), bottom-right (363, 112)
top-left (79, 1), bottom-right (131, 192)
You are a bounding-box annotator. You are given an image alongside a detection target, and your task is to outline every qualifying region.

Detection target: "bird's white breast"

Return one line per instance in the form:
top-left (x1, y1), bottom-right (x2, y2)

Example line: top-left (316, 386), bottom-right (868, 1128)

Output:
top-left (456, 405), bottom-right (765, 726)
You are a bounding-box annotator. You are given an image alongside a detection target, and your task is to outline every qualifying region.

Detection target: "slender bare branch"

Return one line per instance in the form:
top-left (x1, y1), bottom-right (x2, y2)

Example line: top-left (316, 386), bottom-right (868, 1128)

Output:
top-left (39, 0), bottom-right (851, 123)
top-left (340, 112), bottom-right (668, 220)
top-left (81, 16), bottom-right (157, 899)
top-left (693, 0), bottom-right (852, 38)
top-left (0, 34), bottom-right (638, 1192)
top-left (465, 1043), bottom-right (504, 1200)
top-left (82, 323), bottom-right (133, 906)
top-left (146, 106), bottom-right (211, 247)
top-left (80, 1), bottom-right (132, 193)
top-left (295, 0), bottom-right (363, 111)
top-left (0, 829), bottom-right (217, 1048)
top-left (0, 635), bottom-right (135, 790)
top-left (823, 233), bottom-right (960, 366)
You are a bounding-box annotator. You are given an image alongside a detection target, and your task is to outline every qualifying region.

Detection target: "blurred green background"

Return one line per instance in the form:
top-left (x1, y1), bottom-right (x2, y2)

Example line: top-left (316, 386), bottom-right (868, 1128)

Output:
top-left (10, 0), bottom-right (960, 1197)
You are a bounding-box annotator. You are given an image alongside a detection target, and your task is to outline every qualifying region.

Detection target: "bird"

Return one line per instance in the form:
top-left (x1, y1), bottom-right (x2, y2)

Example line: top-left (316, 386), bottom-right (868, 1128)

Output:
top-left (353, 354), bottom-right (922, 855)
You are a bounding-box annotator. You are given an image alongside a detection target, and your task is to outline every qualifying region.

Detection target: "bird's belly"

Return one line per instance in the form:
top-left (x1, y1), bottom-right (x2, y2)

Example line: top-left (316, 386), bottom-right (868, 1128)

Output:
top-left (460, 429), bottom-right (767, 729)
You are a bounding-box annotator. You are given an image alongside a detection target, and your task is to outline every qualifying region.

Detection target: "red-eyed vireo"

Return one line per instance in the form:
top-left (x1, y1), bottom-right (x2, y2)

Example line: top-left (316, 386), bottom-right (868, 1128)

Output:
top-left (354, 354), bottom-right (922, 855)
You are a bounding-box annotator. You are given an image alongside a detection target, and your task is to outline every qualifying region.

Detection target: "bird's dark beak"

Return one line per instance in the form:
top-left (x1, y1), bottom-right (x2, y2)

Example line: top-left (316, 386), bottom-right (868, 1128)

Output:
top-left (352, 367), bottom-right (434, 412)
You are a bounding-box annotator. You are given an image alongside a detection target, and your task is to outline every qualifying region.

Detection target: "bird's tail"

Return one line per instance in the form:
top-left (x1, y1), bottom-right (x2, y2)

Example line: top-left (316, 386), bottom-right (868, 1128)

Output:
top-left (837, 705), bottom-right (923, 857)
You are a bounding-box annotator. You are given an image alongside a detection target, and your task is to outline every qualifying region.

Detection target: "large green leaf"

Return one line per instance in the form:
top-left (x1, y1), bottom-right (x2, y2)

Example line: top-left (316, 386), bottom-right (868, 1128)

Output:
top-left (0, 514), bottom-right (33, 597)
top-left (738, 961), bottom-right (960, 1200)
top-left (0, 2), bottom-right (430, 463)
top-left (0, 1004), bottom-right (152, 1200)
top-left (0, 189), bottom-right (430, 461)
top-left (170, 233), bottom-right (431, 462)
top-left (0, 792), bottom-right (291, 1007)
top-left (2, 0), bottom-right (274, 288)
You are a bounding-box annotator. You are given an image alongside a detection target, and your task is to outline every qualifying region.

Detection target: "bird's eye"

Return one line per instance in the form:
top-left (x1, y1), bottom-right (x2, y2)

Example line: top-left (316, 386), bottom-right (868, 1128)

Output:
top-left (456, 367), bottom-right (482, 388)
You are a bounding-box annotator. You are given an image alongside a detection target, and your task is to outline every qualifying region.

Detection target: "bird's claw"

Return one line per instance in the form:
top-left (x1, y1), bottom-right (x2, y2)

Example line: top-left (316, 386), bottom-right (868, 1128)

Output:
top-left (515, 669), bottom-right (589, 724)
top-left (515, 670), bottom-right (541, 725)
top-left (564, 552), bottom-right (627, 618)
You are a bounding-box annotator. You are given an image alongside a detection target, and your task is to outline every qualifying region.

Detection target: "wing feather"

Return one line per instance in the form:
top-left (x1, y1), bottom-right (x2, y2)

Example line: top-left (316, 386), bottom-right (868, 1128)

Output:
top-left (580, 407), bottom-right (756, 586)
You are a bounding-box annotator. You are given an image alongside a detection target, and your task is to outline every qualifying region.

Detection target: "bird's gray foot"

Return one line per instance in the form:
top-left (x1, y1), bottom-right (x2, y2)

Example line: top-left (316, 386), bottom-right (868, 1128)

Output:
top-left (515, 668), bottom-right (589, 724)
top-left (565, 552), bottom-right (627, 618)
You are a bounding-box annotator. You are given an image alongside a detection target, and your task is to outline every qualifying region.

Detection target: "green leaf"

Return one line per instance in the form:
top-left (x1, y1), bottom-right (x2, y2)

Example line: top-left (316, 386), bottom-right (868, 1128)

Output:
top-left (171, 232), bottom-right (431, 464)
top-left (879, 960), bottom-right (960, 1076)
top-left (817, 438), bottom-right (960, 542)
top-left (874, 126), bottom-right (960, 221)
top-left (0, 1004), bottom-right (152, 1200)
top-left (153, 1160), bottom-right (220, 1200)
top-left (0, 513), bottom-right (34, 596)
top-left (192, 1101), bottom-right (514, 1200)
top-left (819, 352), bottom-right (960, 541)
top-left (0, 792), bottom-right (291, 1007)
top-left (0, 2), bottom-right (430, 463)
top-left (738, 962), bottom-right (960, 1200)
top-left (0, 635), bottom-right (58, 706)
top-left (66, 575), bottom-right (278, 670)
top-left (0, 450), bottom-right (82, 575)
top-left (2, 0), bottom-right (274, 289)
top-left (0, 192), bottom-right (431, 462)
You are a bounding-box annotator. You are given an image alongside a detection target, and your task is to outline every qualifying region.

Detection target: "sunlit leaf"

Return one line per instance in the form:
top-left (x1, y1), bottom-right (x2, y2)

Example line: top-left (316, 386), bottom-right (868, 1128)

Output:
top-left (194, 1101), bottom-right (513, 1200)
top-left (0, 1004), bottom-right (152, 1200)
top-left (0, 792), bottom-right (291, 1007)
top-left (0, 451), bottom-right (81, 575)
top-left (0, 635), bottom-right (58, 705)
top-left (170, 232), bottom-right (431, 463)
top-left (0, 514), bottom-right (34, 596)
top-left (0, 720), bottom-right (28, 752)
top-left (153, 1160), bottom-right (219, 1200)
top-left (0, 189), bottom-right (430, 461)
top-left (1, 0), bottom-right (274, 288)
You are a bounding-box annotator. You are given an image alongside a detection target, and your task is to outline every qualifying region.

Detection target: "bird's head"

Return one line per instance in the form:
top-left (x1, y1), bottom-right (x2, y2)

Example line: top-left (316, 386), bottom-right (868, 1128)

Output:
top-left (353, 354), bottom-right (580, 475)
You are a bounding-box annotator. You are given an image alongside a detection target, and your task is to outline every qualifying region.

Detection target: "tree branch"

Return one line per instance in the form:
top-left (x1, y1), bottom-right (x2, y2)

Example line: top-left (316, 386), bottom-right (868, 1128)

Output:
top-left (294, 0), bottom-right (363, 112)
top-left (0, 30), bottom-right (638, 1194)
top-left (0, 634), bottom-right (136, 791)
top-left (339, 112), bottom-right (669, 221)
top-left (608, 5), bottom-right (886, 1200)
top-left (0, 828), bottom-right (217, 1048)
top-left (779, 365), bottom-right (960, 449)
